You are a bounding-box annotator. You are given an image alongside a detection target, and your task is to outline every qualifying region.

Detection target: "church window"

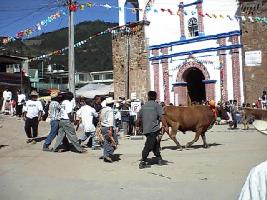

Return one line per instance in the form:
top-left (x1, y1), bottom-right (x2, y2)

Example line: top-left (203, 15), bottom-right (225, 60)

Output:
top-left (125, 0), bottom-right (139, 23)
top-left (188, 17), bottom-right (199, 37)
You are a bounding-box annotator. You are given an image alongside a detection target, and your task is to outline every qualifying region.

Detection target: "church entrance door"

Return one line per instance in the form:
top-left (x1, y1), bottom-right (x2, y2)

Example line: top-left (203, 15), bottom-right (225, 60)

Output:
top-left (183, 67), bottom-right (206, 104)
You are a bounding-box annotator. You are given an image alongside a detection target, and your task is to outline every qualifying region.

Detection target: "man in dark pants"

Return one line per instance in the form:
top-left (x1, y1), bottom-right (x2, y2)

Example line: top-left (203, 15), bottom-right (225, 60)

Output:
top-left (23, 91), bottom-right (43, 144)
top-left (229, 100), bottom-right (238, 129)
top-left (43, 93), bottom-right (61, 151)
top-left (99, 97), bottom-right (117, 162)
top-left (52, 93), bottom-right (86, 153)
top-left (136, 91), bottom-right (168, 169)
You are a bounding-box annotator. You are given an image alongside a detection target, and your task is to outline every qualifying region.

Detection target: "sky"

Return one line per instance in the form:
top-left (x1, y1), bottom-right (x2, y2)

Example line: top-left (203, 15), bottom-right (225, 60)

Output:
top-left (0, 0), bottom-right (136, 39)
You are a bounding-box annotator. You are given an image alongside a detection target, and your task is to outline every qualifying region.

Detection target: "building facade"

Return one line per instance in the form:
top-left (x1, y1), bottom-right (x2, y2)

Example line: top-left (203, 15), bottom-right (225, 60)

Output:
top-left (0, 55), bottom-right (31, 96)
top-left (115, 0), bottom-right (244, 105)
top-left (239, 0), bottom-right (267, 103)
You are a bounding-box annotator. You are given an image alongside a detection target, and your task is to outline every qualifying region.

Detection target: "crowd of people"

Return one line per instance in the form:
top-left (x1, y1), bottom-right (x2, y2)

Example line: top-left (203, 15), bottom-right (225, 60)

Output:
top-left (1, 88), bottom-right (267, 166)
top-left (1, 88), bottom-right (26, 116)
top-left (21, 91), bottom-right (122, 162)
top-left (1, 89), bottom-right (266, 197)
top-left (0, 88), bottom-right (166, 167)
top-left (215, 90), bottom-right (267, 129)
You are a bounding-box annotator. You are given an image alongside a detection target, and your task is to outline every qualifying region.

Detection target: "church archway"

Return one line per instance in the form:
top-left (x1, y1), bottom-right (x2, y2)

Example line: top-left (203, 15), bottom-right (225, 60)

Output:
top-left (175, 61), bottom-right (211, 105)
top-left (183, 67), bottom-right (206, 103)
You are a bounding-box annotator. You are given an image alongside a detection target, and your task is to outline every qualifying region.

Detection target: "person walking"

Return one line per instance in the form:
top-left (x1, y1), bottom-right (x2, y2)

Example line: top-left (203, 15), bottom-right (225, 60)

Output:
top-left (76, 98), bottom-right (98, 150)
top-left (120, 100), bottom-right (130, 137)
top-left (229, 100), bottom-right (238, 129)
top-left (42, 93), bottom-right (61, 151)
top-left (135, 91), bottom-right (169, 169)
top-left (262, 91), bottom-right (267, 109)
top-left (1, 88), bottom-right (8, 113)
top-left (6, 89), bottom-right (13, 115)
top-left (52, 93), bottom-right (86, 153)
top-left (16, 90), bottom-right (26, 117)
top-left (99, 97), bottom-right (117, 162)
top-left (23, 90), bottom-right (43, 144)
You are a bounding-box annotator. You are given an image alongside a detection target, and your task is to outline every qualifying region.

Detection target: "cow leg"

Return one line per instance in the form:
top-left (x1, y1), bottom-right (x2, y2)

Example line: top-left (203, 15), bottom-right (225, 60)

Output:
top-left (169, 125), bottom-right (183, 151)
top-left (201, 133), bottom-right (209, 148)
top-left (185, 130), bottom-right (201, 149)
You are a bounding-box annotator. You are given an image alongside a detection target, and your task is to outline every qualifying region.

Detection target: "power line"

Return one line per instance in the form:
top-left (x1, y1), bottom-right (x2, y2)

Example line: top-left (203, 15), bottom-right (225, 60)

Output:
top-left (0, 6), bottom-right (61, 12)
top-left (0, 4), bottom-right (65, 35)
top-left (0, 0), bottom-right (65, 23)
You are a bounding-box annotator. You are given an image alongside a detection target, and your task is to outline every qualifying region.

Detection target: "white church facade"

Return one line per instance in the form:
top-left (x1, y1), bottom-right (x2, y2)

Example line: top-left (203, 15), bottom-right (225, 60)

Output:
top-left (118, 0), bottom-right (244, 105)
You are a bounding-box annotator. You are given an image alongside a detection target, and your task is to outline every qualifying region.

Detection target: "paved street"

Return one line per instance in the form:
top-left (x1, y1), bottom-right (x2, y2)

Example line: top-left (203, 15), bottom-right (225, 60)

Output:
top-left (0, 115), bottom-right (267, 200)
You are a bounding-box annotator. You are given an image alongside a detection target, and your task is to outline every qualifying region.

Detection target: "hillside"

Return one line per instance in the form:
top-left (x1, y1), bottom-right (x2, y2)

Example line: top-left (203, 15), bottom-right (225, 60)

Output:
top-left (1, 20), bottom-right (118, 72)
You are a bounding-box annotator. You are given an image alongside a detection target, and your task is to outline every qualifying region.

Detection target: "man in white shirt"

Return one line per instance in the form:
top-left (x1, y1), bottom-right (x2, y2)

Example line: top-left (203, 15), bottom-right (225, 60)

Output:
top-left (6, 89), bottom-right (13, 115)
top-left (6, 89), bottom-right (12, 101)
top-left (52, 92), bottom-right (86, 153)
top-left (239, 160), bottom-right (267, 200)
top-left (76, 98), bottom-right (98, 150)
top-left (99, 97), bottom-right (117, 162)
top-left (23, 90), bottom-right (43, 144)
top-left (16, 90), bottom-right (26, 117)
top-left (1, 89), bottom-right (8, 113)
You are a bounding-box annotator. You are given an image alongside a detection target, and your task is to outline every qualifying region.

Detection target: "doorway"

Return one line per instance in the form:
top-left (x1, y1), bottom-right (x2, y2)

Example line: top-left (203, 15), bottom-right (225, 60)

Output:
top-left (183, 67), bottom-right (206, 104)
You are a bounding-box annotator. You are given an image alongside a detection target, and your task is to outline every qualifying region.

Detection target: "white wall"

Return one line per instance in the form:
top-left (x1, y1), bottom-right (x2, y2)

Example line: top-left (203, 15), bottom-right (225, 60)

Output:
top-left (118, 0), bottom-right (242, 103)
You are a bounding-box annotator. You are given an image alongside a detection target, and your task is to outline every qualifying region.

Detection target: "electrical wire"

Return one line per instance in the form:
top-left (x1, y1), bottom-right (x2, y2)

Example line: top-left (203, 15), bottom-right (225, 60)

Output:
top-left (0, 1), bottom-right (66, 36)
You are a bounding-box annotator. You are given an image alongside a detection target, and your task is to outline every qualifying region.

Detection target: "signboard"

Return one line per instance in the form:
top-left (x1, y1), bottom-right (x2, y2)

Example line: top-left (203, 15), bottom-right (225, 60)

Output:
top-left (245, 51), bottom-right (262, 67)
top-left (131, 92), bottom-right (137, 100)
top-left (131, 102), bottom-right (141, 114)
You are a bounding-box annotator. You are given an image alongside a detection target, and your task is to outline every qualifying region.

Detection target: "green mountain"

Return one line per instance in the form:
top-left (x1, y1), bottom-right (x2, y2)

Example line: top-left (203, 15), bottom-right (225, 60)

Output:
top-left (1, 20), bottom-right (118, 72)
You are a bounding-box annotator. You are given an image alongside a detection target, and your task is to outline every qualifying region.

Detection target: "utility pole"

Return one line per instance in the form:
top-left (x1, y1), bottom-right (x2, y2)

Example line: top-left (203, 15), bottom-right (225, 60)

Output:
top-left (20, 65), bottom-right (23, 92)
top-left (68, 0), bottom-right (75, 96)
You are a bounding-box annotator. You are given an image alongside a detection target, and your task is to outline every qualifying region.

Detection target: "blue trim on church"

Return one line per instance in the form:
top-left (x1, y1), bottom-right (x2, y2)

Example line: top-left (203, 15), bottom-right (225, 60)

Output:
top-left (179, 0), bottom-right (203, 8)
top-left (172, 82), bottom-right (188, 86)
top-left (202, 80), bottom-right (217, 84)
top-left (149, 44), bottom-right (242, 61)
top-left (149, 30), bottom-right (241, 50)
top-left (173, 80), bottom-right (216, 87)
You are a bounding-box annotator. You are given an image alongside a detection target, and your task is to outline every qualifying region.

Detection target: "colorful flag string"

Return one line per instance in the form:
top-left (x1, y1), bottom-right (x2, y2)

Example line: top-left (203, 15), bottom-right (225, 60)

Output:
top-left (27, 21), bottom-right (144, 62)
top-left (1, 9), bottom-right (67, 44)
top-left (2, 2), bottom-right (266, 45)
top-left (75, 1), bottom-right (267, 24)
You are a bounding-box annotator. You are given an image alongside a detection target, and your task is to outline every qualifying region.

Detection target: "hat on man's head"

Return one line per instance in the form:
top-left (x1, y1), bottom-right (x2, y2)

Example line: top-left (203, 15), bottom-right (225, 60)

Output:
top-left (50, 91), bottom-right (58, 98)
top-left (105, 97), bottom-right (115, 105)
top-left (30, 90), bottom-right (38, 96)
top-left (115, 103), bottom-right (120, 108)
top-left (101, 100), bottom-right (107, 107)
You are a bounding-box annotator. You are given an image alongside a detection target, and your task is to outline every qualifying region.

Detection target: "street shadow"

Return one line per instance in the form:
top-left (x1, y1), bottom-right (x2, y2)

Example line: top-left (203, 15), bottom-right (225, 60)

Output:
top-left (54, 144), bottom-right (72, 152)
top-left (161, 138), bottom-right (170, 142)
top-left (227, 128), bottom-right (240, 130)
top-left (145, 157), bottom-right (173, 166)
top-left (111, 154), bottom-right (122, 162)
top-left (35, 137), bottom-right (47, 143)
top-left (0, 144), bottom-right (8, 149)
top-left (162, 143), bottom-right (222, 150)
top-left (187, 143), bottom-right (222, 150)
top-left (161, 145), bottom-right (180, 150)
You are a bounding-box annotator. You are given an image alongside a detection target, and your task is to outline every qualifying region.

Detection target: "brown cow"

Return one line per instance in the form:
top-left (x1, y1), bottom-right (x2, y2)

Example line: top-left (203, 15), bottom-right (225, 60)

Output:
top-left (162, 105), bottom-right (216, 150)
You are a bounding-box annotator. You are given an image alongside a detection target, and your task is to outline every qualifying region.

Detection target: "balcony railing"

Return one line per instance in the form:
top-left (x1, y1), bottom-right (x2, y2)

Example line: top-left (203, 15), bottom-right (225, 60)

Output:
top-left (31, 82), bottom-right (69, 91)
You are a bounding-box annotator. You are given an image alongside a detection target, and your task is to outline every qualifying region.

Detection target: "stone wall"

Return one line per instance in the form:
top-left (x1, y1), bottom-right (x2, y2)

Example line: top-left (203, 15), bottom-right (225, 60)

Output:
top-left (112, 24), bottom-right (150, 101)
top-left (240, 0), bottom-right (267, 103)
